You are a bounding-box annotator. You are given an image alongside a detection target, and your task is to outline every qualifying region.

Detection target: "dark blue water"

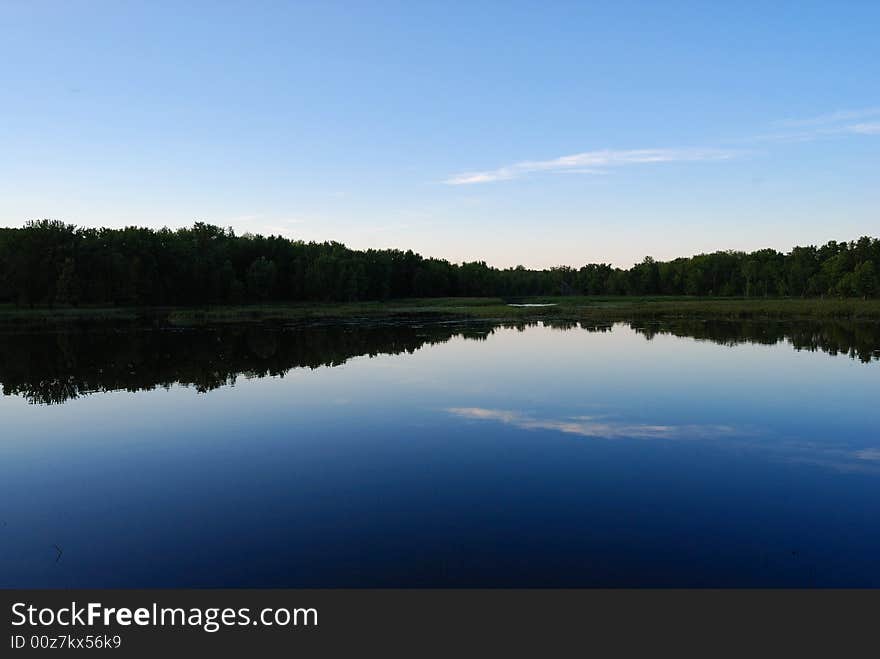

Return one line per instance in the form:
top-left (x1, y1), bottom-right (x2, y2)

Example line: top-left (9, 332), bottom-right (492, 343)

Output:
top-left (1, 320), bottom-right (879, 587)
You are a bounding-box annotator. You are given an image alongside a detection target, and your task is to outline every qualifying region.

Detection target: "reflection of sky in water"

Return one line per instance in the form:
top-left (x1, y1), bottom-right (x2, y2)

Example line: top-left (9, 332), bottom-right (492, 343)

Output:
top-left (1, 323), bottom-right (879, 587)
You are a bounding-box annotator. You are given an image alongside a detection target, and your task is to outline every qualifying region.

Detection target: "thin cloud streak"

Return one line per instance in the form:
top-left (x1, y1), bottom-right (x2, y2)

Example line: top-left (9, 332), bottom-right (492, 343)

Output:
top-left (445, 107), bottom-right (880, 185)
top-left (744, 122), bottom-right (880, 144)
top-left (444, 148), bottom-right (738, 185)
top-left (744, 107), bottom-right (880, 143)
top-left (849, 122), bottom-right (880, 135)
top-left (777, 107), bottom-right (880, 127)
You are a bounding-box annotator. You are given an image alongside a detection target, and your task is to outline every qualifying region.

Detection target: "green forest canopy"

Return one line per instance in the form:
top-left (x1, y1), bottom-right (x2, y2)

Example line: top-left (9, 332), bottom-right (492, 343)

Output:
top-left (0, 220), bottom-right (877, 306)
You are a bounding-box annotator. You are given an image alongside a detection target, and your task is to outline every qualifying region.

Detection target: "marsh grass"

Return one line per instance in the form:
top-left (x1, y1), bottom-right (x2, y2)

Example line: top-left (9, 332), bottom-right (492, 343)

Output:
top-left (2, 296), bottom-right (879, 328)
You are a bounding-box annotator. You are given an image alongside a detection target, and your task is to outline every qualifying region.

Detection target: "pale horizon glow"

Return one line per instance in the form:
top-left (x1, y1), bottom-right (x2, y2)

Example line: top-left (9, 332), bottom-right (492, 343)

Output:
top-left (1, 2), bottom-right (878, 269)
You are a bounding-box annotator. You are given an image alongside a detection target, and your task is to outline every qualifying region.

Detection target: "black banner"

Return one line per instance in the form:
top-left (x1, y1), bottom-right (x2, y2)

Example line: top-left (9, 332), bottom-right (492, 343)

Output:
top-left (2, 589), bottom-right (876, 656)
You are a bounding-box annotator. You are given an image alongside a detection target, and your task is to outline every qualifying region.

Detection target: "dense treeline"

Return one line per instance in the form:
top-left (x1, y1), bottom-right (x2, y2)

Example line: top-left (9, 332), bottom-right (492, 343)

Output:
top-left (0, 220), bottom-right (878, 307)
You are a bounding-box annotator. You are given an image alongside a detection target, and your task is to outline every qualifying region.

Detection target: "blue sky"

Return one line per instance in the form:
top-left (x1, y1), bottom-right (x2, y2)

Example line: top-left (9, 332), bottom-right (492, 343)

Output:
top-left (1, 1), bottom-right (878, 267)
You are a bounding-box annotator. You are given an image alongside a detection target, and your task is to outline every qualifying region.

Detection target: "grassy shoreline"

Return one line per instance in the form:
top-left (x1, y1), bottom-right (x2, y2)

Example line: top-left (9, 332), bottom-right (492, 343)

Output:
top-left (1, 296), bottom-right (879, 328)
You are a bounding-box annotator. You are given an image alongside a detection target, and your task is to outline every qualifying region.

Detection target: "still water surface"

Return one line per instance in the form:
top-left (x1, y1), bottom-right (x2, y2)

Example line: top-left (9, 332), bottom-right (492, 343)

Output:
top-left (1, 320), bottom-right (878, 587)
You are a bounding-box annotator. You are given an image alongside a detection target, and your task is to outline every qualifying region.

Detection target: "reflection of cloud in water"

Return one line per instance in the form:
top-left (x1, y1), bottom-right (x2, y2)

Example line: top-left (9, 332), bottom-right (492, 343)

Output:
top-left (448, 407), bottom-right (880, 475)
top-left (447, 407), bottom-right (738, 440)
top-left (854, 448), bottom-right (880, 461)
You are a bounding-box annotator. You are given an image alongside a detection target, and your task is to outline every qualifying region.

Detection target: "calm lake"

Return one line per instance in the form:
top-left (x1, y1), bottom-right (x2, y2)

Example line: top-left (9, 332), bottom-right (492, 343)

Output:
top-left (1, 319), bottom-right (879, 587)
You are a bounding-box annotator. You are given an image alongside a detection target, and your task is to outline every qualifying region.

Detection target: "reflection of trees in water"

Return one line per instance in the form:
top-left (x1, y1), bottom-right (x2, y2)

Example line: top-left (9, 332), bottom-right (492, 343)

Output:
top-left (630, 319), bottom-right (880, 363)
top-left (0, 323), bottom-right (502, 405)
top-left (1, 319), bottom-right (877, 404)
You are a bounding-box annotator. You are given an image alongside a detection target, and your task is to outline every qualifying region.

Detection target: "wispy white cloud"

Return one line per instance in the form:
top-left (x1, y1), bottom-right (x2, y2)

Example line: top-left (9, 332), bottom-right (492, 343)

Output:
top-left (777, 107), bottom-right (880, 128)
top-left (444, 148), bottom-right (738, 185)
top-left (848, 122), bottom-right (880, 135)
top-left (746, 107), bottom-right (880, 143)
top-left (444, 106), bottom-right (880, 185)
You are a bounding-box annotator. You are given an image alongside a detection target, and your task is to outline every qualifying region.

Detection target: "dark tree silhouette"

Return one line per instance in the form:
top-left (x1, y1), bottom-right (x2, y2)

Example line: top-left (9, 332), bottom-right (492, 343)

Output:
top-left (0, 220), bottom-right (878, 307)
